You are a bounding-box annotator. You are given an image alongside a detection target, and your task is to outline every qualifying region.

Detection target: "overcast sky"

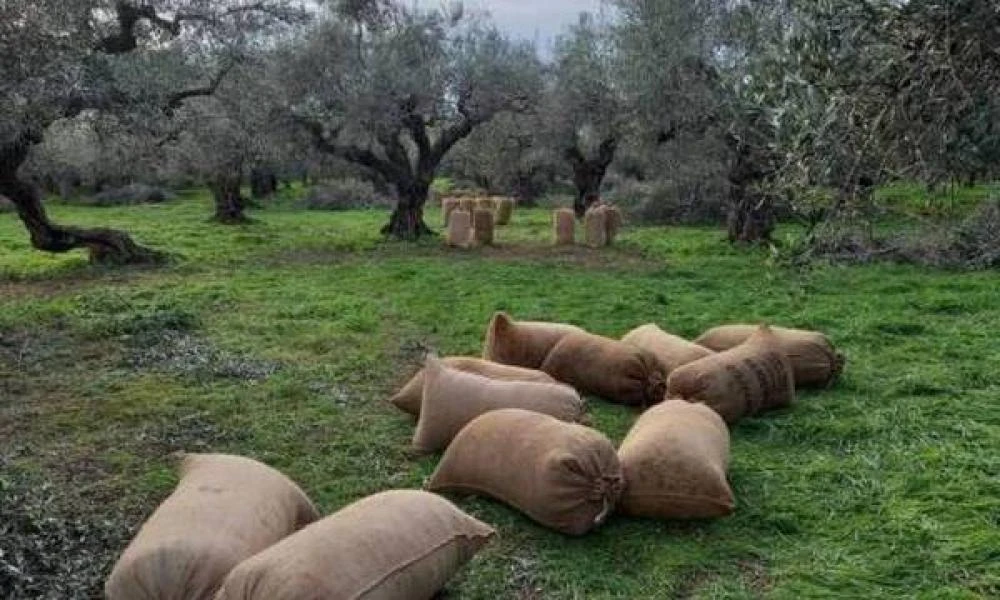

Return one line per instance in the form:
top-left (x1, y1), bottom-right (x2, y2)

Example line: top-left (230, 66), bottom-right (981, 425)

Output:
top-left (409, 0), bottom-right (611, 54)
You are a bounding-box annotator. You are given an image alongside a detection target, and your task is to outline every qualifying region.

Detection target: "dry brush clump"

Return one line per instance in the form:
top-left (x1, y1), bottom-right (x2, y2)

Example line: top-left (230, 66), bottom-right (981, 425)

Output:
top-left (299, 179), bottom-right (392, 211)
top-left (66, 184), bottom-right (176, 207)
top-left (608, 179), bottom-right (728, 226)
top-left (792, 199), bottom-right (1000, 270)
top-left (0, 470), bottom-right (135, 598)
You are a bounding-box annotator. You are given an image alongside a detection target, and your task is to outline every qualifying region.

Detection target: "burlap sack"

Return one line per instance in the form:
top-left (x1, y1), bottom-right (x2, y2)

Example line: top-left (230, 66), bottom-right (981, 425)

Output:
top-left (390, 356), bottom-right (557, 417)
top-left (605, 205), bottom-right (623, 243)
top-left (106, 454), bottom-right (318, 600)
top-left (584, 205), bottom-right (609, 247)
top-left (214, 490), bottom-right (494, 600)
top-left (426, 409), bottom-right (623, 535)
top-left (446, 209), bottom-right (472, 247)
top-left (553, 208), bottom-right (575, 245)
top-left (413, 357), bottom-right (585, 453)
top-left (458, 197), bottom-right (476, 213)
top-left (472, 208), bottom-right (495, 246)
top-left (621, 324), bottom-right (714, 375)
top-left (695, 324), bottom-right (845, 387)
top-left (442, 197), bottom-right (459, 226)
top-left (495, 197), bottom-right (515, 225)
top-left (667, 325), bottom-right (795, 424)
top-left (540, 331), bottom-right (668, 408)
top-left (482, 311), bottom-right (585, 368)
top-left (618, 400), bottom-right (734, 520)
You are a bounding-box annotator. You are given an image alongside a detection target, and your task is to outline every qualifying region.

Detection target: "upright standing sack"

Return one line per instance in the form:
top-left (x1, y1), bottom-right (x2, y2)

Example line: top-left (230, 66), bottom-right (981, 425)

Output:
top-left (495, 197), bottom-right (515, 225)
top-left (553, 208), bottom-right (576, 245)
top-left (605, 205), bottom-right (623, 244)
top-left (446, 210), bottom-right (472, 247)
top-left (584, 205), bottom-right (609, 247)
top-left (442, 197), bottom-right (460, 226)
top-left (471, 208), bottom-right (495, 246)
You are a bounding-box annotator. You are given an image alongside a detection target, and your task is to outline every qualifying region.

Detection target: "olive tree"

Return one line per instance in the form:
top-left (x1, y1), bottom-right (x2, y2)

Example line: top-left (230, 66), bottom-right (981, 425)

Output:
top-left (0, 0), bottom-right (306, 264)
top-left (443, 111), bottom-right (561, 204)
top-left (280, 3), bottom-right (542, 238)
top-left (548, 13), bottom-right (624, 217)
top-left (760, 0), bottom-right (1000, 197)
top-left (614, 0), bottom-right (783, 241)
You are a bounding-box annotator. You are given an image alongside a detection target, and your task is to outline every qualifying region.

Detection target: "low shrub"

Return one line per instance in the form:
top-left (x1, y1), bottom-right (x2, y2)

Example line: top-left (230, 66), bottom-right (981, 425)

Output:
top-left (73, 184), bottom-right (175, 207)
top-left (300, 179), bottom-right (391, 211)
top-left (608, 179), bottom-right (727, 225)
top-left (789, 199), bottom-right (1000, 270)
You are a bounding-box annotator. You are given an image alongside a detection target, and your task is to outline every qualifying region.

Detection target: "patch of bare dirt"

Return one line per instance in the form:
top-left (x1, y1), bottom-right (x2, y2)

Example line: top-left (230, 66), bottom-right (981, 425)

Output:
top-left (263, 241), bottom-right (664, 272)
top-left (738, 558), bottom-right (774, 595)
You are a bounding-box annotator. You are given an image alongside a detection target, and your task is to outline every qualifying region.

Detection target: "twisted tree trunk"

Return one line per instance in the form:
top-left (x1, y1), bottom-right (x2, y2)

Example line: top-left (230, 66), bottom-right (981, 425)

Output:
top-left (212, 173), bottom-right (248, 224)
top-left (250, 167), bottom-right (278, 198)
top-left (727, 186), bottom-right (774, 243)
top-left (381, 181), bottom-right (433, 240)
top-left (0, 136), bottom-right (165, 265)
top-left (726, 139), bottom-right (775, 243)
top-left (566, 137), bottom-right (617, 218)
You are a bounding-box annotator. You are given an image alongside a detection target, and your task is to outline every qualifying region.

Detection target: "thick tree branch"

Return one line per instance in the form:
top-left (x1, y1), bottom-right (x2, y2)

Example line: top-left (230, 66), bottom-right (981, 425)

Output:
top-left (164, 61), bottom-right (235, 115)
top-left (597, 136), bottom-right (618, 167)
top-left (400, 94), bottom-right (432, 162)
top-left (97, 2), bottom-right (179, 54)
top-left (62, 61), bottom-right (234, 121)
top-left (563, 145), bottom-right (586, 169)
top-left (403, 115), bottom-right (432, 162)
top-left (433, 113), bottom-right (489, 164)
top-left (293, 115), bottom-right (405, 182)
top-left (97, 2), bottom-right (305, 55)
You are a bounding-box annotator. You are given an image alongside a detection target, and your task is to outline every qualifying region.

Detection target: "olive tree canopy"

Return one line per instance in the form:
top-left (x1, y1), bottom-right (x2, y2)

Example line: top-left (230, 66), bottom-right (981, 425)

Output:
top-left (279, 2), bottom-right (543, 238)
top-left (0, 0), bottom-right (307, 263)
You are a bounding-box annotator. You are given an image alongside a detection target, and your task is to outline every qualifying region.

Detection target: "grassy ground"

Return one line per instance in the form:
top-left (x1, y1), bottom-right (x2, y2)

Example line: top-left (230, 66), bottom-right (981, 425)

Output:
top-left (1, 193), bottom-right (998, 599)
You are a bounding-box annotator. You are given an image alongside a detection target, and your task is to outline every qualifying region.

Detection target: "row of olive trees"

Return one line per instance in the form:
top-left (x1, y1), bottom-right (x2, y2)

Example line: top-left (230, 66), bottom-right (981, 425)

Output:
top-left (6, 0), bottom-right (998, 263)
top-left (445, 0), bottom-right (1000, 242)
top-left (1, 0), bottom-right (544, 261)
top-left (0, 0), bottom-right (313, 263)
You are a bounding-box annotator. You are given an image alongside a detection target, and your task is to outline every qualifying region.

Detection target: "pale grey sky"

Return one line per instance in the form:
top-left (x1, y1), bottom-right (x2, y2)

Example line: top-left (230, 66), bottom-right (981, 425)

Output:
top-left (410, 1), bottom-right (611, 53)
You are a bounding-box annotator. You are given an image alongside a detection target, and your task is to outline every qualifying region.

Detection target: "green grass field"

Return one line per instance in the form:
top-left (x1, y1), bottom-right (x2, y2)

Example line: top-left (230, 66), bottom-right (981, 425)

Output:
top-left (2, 193), bottom-right (998, 599)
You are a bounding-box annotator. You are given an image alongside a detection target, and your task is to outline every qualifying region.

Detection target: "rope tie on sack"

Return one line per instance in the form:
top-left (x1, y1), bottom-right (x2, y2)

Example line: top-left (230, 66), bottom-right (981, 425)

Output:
top-left (644, 369), bottom-right (667, 409)
top-left (590, 475), bottom-right (623, 525)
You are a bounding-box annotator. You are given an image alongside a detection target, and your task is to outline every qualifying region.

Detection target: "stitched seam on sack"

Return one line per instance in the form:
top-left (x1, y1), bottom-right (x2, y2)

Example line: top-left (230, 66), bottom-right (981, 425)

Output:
top-left (430, 481), bottom-right (586, 530)
top-left (351, 532), bottom-right (492, 599)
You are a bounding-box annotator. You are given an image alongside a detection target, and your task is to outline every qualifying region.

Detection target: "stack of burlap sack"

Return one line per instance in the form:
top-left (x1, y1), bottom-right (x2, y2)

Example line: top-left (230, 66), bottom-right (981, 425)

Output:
top-left (553, 203), bottom-right (624, 247)
top-left (106, 454), bottom-right (495, 599)
top-left (106, 312), bottom-right (843, 599)
top-left (442, 195), bottom-right (517, 247)
top-left (389, 312), bottom-right (844, 535)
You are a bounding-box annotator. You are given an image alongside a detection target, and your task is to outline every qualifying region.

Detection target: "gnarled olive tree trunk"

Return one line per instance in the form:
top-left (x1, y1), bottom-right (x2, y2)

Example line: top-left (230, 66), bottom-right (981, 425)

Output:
top-left (250, 167), bottom-right (278, 199)
top-left (726, 137), bottom-right (775, 243)
top-left (565, 137), bottom-right (617, 218)
top-left (381, 179), bottom-right (434, 240)
top-left (0, 134), bottom-right (165, 265)
top-left (212, 173), bottom-right (248, 224)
